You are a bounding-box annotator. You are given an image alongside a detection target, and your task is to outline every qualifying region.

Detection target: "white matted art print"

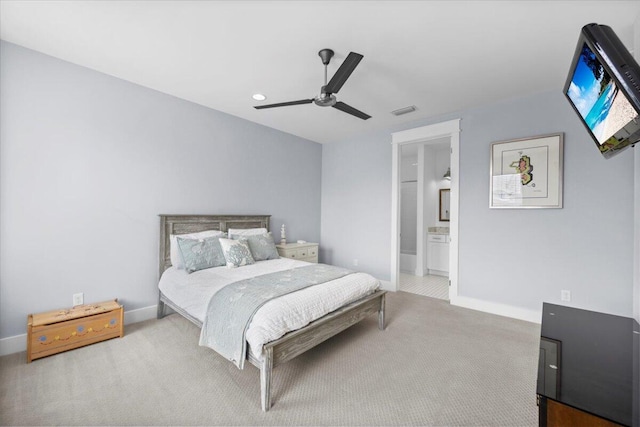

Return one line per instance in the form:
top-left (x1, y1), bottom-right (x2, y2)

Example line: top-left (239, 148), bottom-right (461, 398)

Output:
top-left (490, 133), bottom-right (563, 208)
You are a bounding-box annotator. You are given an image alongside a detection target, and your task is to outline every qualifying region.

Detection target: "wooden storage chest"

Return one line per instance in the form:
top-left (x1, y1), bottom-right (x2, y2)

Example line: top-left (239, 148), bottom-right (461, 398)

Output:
top-left (27, 299), bottom-right (124, 363)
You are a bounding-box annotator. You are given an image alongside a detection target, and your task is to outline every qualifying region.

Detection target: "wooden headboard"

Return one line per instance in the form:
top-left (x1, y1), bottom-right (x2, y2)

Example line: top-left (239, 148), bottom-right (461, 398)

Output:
top-left (158, 214), bottom-right (270, 278)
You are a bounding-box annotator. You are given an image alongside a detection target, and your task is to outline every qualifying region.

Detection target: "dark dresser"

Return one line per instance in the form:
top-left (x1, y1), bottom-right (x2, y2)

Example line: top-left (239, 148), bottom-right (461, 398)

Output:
top-left (537, 303), bottom-right (639, 427)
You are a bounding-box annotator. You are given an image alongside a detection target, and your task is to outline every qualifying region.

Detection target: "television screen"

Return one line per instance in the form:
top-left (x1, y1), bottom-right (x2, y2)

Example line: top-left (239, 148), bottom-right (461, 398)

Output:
top-left (564, 24), bottom-right (640, 159)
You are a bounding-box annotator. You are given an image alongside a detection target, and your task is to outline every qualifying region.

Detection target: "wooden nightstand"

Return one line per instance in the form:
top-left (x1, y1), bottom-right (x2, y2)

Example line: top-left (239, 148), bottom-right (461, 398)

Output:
top-left (27, 299), bottom-right (124, 363)
top-left (276, 242), bottom-right (319, 263)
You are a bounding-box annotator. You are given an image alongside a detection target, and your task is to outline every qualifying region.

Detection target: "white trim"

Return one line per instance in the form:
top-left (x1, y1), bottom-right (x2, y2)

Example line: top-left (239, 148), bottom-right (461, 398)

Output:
top-left (391, 142), bottom-right (400, 291)
top-left (392, 120), bottom-right (460, 144)
top-left (391, 118), bottom-right (460, 301)
top-left (450, 125), bottom-right (460, 302)
top-left (451, 296), bottom-right (541, 324)
top-left (0, 304), bottom-right (158, 356)
top-left (415, 143), bottom-right (426, 276)
top-left (0, 334), bottom-right (27, 357)
top-left (427, 269), bottom-right (448, 277)
top-left (123, 304), bottom-right (158, 325)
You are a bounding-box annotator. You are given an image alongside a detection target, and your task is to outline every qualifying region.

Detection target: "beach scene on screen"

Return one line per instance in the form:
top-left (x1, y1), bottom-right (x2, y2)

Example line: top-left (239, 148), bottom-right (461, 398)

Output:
top-left (567, 43), bottom-right (637, 145)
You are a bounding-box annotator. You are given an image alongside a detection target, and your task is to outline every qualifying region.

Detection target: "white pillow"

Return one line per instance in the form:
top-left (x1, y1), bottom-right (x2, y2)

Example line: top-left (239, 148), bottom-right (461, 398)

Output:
top-left (170, 230), bottom-right (225, 269)
top-left (227, 227), bottom-right (268, 237)
top-left (219, 237), bottom-right (255, 268)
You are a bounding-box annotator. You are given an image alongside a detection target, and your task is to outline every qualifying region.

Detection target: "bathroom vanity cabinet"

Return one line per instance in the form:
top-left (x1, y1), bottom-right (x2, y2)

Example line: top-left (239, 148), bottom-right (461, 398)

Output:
top-left (427, 233), bottom-right (449, 276)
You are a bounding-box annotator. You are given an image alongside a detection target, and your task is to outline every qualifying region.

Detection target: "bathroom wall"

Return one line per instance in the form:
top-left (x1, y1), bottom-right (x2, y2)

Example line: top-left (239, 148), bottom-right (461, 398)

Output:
top-left (400, 147), bottom-right (418, 256)
top-left (429, 146), bottom-right (451, 227)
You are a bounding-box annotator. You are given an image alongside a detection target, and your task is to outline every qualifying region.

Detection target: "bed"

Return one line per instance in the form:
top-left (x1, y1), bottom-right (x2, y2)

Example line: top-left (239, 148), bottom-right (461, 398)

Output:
top-left (156, 214), bottom-right (386, 411)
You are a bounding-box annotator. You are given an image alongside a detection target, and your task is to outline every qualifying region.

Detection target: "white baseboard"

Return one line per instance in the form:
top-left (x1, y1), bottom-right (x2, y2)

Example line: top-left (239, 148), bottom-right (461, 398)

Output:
top-left (0, 334), bottom-right (27, 357)
top-left (0, 304), bottom-right (158, 357)
top-left (124, 304), bottom-right (158, 325)
top-left (450, 296), bottom-right (541, 324)
top-left (427, 269), bottom-right (448, 277)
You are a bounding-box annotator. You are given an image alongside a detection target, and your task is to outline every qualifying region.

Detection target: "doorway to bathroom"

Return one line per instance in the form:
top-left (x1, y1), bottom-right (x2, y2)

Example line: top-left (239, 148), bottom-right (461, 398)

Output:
top-left (398, 140), bottom-right (451, 300)
top-left (390, 119), bottom-right (460, 302)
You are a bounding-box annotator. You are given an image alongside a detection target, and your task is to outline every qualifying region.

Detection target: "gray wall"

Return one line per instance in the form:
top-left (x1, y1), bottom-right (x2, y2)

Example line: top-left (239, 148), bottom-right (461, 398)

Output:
top-left (320, 135), bottom-right (391, 281)
top-left (0, 42), bottom-right (322, 338)
top-left (322, 90), bottom-right (635, 318)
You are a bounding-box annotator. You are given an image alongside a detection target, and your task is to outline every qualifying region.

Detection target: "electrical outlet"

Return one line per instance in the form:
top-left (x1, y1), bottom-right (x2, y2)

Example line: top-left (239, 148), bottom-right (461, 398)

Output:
top-left (353, 259), bottom-right (359, 266)
top-left (73, 293), bottom-right (84, 306)
top-left (560, 290), bottom-right (571, 302)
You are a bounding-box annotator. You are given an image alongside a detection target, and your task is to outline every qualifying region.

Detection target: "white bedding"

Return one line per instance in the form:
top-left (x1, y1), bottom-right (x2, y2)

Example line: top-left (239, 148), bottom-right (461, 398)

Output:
top-left (158, 258), bottom-right (380, 359)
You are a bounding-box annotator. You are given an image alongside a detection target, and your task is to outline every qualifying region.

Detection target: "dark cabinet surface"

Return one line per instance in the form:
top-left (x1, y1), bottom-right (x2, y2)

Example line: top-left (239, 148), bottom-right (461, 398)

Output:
top-left (537, 303), bottom-right (639, 427)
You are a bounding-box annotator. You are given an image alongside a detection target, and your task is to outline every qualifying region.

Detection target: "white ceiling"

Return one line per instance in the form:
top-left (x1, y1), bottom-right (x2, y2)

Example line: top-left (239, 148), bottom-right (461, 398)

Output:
top-left (1, 1), bottom-right (639, 144)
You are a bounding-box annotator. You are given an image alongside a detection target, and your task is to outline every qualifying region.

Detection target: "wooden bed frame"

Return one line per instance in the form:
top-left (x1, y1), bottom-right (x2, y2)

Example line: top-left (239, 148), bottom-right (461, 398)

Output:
top-left (156, 214), bottom-right (386, 411)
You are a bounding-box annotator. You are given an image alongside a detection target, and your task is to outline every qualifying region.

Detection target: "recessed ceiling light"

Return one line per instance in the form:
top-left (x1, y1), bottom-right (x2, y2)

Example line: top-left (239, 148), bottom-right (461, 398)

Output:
top-left (252, 93), bottom-right (266, 101)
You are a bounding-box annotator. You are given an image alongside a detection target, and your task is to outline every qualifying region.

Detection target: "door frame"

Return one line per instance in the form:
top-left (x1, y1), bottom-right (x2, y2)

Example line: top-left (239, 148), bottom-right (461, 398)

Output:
top-left (391, 119), bottom-right (460, 300)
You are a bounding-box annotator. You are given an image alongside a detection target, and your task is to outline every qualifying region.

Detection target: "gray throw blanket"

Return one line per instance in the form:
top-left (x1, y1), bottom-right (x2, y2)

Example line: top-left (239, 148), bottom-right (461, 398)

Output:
top-left (199, 264), bottom-right (354, 369)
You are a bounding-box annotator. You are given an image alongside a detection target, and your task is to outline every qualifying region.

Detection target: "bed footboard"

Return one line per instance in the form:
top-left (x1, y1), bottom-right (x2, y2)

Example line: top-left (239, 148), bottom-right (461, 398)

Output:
top-left (253, 290), bottom-right (386, 411)
top-left (159, 289), bottom-right (386, 412)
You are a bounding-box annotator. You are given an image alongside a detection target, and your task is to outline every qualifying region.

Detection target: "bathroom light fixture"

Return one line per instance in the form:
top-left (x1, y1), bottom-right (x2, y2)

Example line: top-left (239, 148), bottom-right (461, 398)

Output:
top-left (252, 93), bottom-right (267, 101)
top-left (443, 167), bottom-right (451, 180)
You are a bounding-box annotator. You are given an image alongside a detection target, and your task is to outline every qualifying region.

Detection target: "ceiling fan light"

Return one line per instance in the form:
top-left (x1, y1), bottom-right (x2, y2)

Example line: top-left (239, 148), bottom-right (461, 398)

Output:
top-left (252, 93), bottom-right (266, 101)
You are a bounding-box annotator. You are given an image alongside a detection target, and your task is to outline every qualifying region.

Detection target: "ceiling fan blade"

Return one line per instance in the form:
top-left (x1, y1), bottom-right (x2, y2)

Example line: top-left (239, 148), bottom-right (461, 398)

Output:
top-left (254, 99), bottom-right (314, 109)
top-left (332, 101), bottom-right (371, 120)
top-left (325, 52), bottom-right (363, 94)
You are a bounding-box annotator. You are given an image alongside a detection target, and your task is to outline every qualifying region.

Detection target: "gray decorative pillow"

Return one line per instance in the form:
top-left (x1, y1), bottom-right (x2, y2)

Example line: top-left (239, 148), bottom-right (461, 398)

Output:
top-left (170, 229), bottom-right (224, 269)
top-left (219, 238), bottom-right (255, 268)
top-left (176, 236), bottom-right (226, 273)
top-left (232, 233), bottom-right (279, 261)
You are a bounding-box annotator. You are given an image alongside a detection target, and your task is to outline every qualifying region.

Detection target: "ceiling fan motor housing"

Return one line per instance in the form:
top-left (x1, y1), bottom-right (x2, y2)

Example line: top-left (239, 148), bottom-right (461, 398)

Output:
top-left (314, 91), bottom-right (337, 107)
top-left (318, 49), bottom-right (334, 65)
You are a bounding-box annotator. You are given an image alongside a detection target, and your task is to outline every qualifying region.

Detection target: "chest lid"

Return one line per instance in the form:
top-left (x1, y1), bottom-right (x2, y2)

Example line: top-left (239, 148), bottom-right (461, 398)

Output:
top-left (30, 299), bottom-right (121, 327)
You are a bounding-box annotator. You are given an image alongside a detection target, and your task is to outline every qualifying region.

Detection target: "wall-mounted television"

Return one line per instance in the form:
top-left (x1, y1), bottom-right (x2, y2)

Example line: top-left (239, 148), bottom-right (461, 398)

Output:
top-left (563, 23), bottom-right (640, 159)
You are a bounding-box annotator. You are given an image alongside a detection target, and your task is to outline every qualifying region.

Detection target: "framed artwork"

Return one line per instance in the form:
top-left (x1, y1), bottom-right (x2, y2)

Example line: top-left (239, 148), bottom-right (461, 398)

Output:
top-left (490, 133), bottom-right (563, 209)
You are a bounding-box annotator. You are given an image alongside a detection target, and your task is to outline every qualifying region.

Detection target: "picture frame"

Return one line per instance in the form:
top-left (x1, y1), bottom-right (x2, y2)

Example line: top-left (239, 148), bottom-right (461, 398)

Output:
top-left (489, 133), bottom-right (563, 209)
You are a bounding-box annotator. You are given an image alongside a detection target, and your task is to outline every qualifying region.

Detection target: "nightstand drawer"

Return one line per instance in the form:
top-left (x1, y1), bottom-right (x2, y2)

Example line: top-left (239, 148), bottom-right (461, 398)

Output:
top-left (281, 249), bottom-right (298, 258)
top-left (276, 242), bottom-right (319, 264)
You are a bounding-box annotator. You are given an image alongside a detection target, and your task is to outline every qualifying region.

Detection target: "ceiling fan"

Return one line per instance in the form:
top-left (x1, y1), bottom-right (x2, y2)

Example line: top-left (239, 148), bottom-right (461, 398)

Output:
top-left (254, 49), bottom-right (371, 120)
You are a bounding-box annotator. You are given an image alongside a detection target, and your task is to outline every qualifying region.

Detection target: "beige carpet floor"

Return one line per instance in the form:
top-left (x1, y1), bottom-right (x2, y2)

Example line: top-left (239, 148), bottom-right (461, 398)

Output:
top-left (0, 291), bottom-right (541, 426)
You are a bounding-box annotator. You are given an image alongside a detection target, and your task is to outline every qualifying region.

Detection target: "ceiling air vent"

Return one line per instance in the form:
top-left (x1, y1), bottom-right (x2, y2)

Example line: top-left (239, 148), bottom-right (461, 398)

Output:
top-left (391, 105), bottom-right (417, 116)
